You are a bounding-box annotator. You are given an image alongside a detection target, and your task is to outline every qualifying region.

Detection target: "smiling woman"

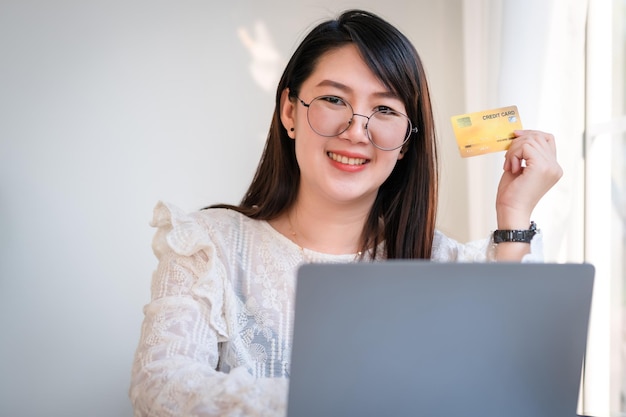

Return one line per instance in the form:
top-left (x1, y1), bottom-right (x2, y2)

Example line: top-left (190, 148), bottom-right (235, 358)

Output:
top-left (128, 9), bottom-right (562, 417)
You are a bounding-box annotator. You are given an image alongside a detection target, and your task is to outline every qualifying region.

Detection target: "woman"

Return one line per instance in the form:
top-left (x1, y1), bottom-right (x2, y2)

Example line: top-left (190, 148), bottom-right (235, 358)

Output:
top-left (129, 9), bottom-right (562, 417)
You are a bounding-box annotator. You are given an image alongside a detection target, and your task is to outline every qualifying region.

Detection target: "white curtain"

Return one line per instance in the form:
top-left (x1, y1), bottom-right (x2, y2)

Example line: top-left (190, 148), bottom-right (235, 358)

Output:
top-left (462, 0), bottom-right (587, 261)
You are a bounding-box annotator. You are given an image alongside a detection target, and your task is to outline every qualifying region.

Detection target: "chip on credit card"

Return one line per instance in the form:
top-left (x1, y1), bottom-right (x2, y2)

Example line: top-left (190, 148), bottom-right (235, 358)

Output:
top-left (450, 105), bottom-right (522, 158)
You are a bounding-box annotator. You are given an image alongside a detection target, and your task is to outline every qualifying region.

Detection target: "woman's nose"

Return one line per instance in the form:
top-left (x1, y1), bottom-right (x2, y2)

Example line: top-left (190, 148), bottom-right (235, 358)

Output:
top-left (341, 114), bottom-right (370, 144)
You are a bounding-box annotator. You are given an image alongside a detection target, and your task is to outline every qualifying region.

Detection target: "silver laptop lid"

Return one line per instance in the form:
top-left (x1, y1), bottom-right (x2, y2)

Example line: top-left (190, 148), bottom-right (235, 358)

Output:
top-left (287, 262), bottom-right (594, 417)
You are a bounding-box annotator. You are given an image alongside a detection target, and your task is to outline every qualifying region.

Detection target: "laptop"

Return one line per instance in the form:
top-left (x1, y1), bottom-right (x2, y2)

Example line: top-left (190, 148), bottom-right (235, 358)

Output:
top-left (287, 261), bottom-right (595, 417)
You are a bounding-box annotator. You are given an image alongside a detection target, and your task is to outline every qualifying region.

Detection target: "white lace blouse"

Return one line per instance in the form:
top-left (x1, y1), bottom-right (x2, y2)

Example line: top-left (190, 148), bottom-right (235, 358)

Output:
top-left (129, 201), bottom-right (543, 417)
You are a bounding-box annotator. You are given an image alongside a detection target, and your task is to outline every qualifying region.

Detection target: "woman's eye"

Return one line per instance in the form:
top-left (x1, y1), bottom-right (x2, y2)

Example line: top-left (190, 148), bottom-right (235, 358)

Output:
top-left (376, 106), bottom-right (396, 114)
top-left (321, 96), bottom-right (346, 106)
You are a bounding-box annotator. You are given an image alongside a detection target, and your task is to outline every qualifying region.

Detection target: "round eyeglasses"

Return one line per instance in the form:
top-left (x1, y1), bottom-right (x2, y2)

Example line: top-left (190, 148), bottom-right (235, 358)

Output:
top-left (296, 95), bottom-right (417, 151)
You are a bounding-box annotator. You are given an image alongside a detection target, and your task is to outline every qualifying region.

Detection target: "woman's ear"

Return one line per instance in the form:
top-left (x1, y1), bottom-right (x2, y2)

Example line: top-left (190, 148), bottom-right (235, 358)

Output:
top-left (397, 145), bottom-right (408, 160)
top-left (280, 88), bottom-right (296, 139)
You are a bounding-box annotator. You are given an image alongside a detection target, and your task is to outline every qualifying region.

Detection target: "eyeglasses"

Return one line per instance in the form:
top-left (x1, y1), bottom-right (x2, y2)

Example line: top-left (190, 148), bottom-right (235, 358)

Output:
top-left (296, 95), bottom-right (417, 151)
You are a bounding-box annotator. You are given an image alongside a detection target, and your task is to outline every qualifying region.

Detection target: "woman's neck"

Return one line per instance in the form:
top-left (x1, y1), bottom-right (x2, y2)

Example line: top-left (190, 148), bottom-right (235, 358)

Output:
top-left (272, 195), bottom-right (372, 255)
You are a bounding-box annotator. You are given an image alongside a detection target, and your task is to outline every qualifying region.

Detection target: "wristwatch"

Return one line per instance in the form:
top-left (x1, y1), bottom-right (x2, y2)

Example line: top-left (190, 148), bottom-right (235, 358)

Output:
top-left (493, 221), bottom-right (538, 244)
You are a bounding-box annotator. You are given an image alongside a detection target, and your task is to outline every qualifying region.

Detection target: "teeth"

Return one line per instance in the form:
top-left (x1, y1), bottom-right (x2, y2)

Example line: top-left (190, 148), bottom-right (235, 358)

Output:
top-left (328, 152), bottom-right (367, 166)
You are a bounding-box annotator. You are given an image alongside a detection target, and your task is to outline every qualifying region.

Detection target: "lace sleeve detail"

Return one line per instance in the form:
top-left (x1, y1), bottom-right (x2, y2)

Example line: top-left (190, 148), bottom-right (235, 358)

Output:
top-left (129, 201), bottom-right (288, 417)
top-left (431, 230), bottom-right (544, 262)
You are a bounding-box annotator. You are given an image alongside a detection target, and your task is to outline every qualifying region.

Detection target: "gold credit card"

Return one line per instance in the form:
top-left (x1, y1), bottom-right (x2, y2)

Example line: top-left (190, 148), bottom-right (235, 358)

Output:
top-left (450, 105), bottom-right (522, 158)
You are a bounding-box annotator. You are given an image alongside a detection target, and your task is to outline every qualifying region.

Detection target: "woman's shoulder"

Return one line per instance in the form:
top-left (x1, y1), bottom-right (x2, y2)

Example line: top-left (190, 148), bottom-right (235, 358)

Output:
top-left (150, 201), bottom-right (266, 258)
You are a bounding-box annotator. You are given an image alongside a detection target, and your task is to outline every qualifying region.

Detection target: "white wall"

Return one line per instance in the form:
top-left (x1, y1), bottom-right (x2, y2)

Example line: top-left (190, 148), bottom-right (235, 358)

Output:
top-left (0, 1), bottom-right (466, 416)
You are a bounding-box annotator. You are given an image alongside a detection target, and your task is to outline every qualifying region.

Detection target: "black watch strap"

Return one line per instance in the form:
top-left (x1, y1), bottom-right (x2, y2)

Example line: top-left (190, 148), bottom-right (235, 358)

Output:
top-left (493, 221), bottom-right (538, 244)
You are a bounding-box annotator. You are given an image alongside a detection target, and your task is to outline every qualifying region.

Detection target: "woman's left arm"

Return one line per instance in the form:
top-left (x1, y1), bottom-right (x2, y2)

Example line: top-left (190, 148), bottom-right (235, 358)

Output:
top-left (494, 130), bottom-right (563, 261)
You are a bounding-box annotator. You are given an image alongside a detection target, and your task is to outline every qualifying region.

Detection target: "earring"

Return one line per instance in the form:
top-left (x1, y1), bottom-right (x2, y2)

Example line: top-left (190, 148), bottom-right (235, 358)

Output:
top-left (290, 128), bottom-right (294, 132)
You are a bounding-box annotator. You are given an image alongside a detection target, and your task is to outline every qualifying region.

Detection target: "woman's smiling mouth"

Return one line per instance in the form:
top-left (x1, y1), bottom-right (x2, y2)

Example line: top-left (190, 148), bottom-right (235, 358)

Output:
top-left (327, 151), bottom-right (369, 166)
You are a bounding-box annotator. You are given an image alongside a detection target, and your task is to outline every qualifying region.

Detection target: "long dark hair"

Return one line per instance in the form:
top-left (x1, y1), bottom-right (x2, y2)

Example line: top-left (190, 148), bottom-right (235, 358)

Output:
top-left (210, 9), bottom-right (438, 259)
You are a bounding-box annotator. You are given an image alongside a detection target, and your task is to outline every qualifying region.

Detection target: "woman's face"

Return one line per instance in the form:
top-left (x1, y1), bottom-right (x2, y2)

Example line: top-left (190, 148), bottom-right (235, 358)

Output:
top-left (281, 44), bottom-right (407, 209)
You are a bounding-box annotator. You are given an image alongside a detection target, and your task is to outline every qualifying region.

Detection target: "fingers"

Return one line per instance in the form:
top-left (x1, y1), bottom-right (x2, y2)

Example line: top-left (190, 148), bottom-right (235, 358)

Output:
top-left (503, 130), bottom-right (558, 174)
top-left (511, 130), bottom-right (556, 155)
top-left (496, 129), bottom-right (563, 226)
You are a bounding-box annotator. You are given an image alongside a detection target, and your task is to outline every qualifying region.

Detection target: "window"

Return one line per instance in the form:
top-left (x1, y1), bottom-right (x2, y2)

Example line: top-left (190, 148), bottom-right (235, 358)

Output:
top-left (583, 0), bottom-right (626, 414)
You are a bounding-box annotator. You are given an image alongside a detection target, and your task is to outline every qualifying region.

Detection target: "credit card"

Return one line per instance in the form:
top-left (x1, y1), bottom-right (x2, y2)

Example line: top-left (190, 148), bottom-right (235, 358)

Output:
top-left (450, 105), bottom-right (522, 157)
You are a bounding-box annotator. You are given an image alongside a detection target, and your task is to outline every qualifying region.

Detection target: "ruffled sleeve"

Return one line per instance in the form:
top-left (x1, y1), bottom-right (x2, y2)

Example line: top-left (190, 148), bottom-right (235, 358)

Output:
top-left (431, 229), bottom-right (544, 262)
top-left (129, 201), bottom-right (288, 417)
